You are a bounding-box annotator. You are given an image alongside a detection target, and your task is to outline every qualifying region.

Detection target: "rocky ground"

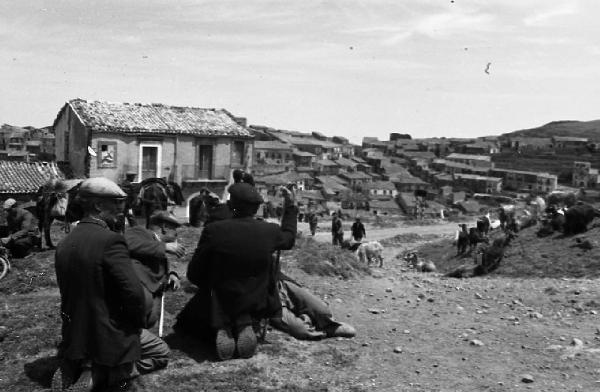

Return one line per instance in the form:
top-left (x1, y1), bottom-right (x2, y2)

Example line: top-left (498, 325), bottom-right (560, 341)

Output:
top-left (1, 218), bottom-right (600, 391)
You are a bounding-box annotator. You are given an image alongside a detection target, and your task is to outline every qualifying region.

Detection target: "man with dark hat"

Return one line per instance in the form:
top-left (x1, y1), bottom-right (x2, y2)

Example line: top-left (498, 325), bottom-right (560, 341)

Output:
top-left (1, 198), bottom-right (40, 258)
top-left (186, 180), bottom-right (298, 360)
top-left (125, 210), bottom-right (185, 330)
top-left (53, 177), bottom-right (169, 392)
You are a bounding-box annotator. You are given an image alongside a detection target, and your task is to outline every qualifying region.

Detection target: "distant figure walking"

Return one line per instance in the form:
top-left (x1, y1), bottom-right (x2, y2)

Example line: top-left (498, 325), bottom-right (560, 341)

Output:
top-left (331, 212), bottom-right (343, 246)
top-left (351, 218), bottom-right (366, 242)
top-left (308, 212), bottom-right (318, 236)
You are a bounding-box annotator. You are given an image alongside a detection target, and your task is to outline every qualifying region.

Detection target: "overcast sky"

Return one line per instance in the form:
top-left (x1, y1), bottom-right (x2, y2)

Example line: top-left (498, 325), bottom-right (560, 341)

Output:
top-left (1, 0), bottom-right (599, 144)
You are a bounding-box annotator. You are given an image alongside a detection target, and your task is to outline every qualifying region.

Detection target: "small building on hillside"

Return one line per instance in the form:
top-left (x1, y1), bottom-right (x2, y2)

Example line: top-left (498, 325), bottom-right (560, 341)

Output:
top-left (338, 170), bottom-right (372, 191)
top-left (489, 168), bottom-right (557, 193)
top-left (572, 161), bottom-right (599, 189)
top-left (508, 137), bottom-right (553, 151)
top-left (52, 99), bottom-right (253, 201)
top-left (446, 153), bottom-right (493, 169)
top-left (454, 173), bottom-right (502, 194)
top-left (314, 159), bottom-right (340, 175)
top-left (365, 181), bottom-right (398, 199)
top-left (391, 175), bottom-right (430, 193)
top-left (292, 149), bottom-right (316, 168)
top-left (552, 136), bottom-right (588, 150)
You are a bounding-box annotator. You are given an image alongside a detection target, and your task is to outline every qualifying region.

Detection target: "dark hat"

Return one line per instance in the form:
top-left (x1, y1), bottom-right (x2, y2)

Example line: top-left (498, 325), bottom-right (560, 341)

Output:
top-left (228, 183), bottom-right (263, 205)
top-left (78, 177), bottom-right (127, 199)
top-left (148, 211), bottom-right (181, 227)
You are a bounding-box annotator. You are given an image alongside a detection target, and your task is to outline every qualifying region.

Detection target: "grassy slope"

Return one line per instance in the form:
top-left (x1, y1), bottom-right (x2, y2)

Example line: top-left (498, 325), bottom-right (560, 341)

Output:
top-left (501, 120), bottom-right (600, 140)
top-left (415, 224), bottom-right (600, 279)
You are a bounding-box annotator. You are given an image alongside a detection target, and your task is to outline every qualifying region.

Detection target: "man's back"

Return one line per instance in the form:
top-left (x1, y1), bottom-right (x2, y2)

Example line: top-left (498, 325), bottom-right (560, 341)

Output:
top-left (189, 214), bottom-right (296, 321)
top-left (55, 218), bottom-right (145, 366)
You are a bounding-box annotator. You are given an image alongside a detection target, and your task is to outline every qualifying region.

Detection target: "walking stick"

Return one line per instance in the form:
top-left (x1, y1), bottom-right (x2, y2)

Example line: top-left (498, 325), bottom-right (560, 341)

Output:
top-left (158, 293), bottom-right (165, 338)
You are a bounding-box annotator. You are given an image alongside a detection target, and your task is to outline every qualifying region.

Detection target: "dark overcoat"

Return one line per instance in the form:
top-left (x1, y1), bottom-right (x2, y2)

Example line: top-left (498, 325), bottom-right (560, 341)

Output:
top-left (187, 204), bottom-right (297, 327)
top-left (55, 217), bottom-right (146, 367)
top-left (124, 226), bottom-right (170, 327)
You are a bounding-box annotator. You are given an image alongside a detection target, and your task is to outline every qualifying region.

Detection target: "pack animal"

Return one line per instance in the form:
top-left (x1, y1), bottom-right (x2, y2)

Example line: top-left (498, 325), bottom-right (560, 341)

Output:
top-left (445, 231), bottom-right (516, 278)
top-left (356, 241), bottom-right (384, 267)
top-left (136, 178), bottom-right (184, 228)
top-left (468, 227), bottom-right (489, 250)
top-left (35, 179), bottom-right (84, 249)
top-left (563, 203), bottom-right (600, 235)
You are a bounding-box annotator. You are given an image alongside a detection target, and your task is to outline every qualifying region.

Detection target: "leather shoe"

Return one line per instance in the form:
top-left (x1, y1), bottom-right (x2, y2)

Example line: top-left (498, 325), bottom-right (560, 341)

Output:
top-left (215, 328), bottom-right (235, 360)
top-left (327, 322), bottom-right (356, 338)
top-left (236, 324), bottom-right (257, 359)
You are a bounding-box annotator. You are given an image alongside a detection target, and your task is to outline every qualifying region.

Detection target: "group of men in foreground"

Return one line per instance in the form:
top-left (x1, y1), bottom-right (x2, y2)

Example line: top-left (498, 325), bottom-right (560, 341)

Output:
top-left (49, 175), bottom-right (355, 391)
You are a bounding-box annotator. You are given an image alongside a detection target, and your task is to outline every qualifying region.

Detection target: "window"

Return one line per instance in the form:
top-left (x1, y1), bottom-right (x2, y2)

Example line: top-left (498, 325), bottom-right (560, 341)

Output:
top-left (98, 141), bottom-right (117, 168)
top-left (232, 141), bottom-right (245, 165)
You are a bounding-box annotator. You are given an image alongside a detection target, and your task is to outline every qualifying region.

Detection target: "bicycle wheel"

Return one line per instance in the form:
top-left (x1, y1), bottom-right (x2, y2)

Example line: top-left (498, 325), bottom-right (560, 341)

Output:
top-left (0, 256), bottom-right (9, 281)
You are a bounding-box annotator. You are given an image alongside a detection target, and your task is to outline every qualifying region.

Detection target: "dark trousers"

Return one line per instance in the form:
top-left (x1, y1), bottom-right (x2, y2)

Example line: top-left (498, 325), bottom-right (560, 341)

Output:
top-left (7, 235), bottom-right (37, 258)
top-left (332, 233), bottom-right (343, 246)
top-left (59, 329), bottom-right (169, 390)
top-left (270, 280), bottom-right (338, 340)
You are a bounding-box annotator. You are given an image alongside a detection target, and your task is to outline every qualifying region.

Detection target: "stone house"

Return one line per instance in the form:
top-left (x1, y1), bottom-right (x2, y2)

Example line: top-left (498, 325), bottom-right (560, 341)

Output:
top-left (52, 99), bottom-right (253, 200)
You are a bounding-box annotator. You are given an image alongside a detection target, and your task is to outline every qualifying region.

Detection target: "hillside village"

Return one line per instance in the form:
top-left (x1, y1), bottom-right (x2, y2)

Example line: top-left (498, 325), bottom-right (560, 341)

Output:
top-left (1, 99), bottom-right (600, 218)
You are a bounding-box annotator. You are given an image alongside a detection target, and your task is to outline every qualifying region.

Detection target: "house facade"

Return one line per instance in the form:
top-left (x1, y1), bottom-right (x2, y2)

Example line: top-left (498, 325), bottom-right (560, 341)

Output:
top-left (572, 161), bottom-right (598, 188)
top-left (53, 99), bottom-right (253, 198)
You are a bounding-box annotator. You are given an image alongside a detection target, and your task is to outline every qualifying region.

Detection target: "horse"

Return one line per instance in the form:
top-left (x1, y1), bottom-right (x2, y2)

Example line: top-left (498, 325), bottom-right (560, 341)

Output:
top-left (136, 178), bottom-right (184, 228)
top-left (35, 179), bottom-right (84, 249)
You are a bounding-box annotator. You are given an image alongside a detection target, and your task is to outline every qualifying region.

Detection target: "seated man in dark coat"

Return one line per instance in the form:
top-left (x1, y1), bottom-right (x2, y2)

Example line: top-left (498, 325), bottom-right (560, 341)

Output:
top-left (53, 177), bottom-right (169, 392)
top-left (125, 211), bottom-right (185, 329)
top-left (185, 182), bottom-right (298, 360)
top-left (1, 198), bottom-right (40, 258)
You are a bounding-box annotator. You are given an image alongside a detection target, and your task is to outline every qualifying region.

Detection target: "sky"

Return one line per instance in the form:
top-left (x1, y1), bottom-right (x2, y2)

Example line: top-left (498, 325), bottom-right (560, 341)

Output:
top-left (1, 0), bottom-right (599, 144)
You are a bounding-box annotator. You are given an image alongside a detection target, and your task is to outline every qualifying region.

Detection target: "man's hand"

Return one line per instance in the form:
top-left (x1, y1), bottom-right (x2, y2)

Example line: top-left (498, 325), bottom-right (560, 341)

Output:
top-left (1, 236), bottom-right (11, 245)
top-left (165, 242), bottom-right (185, 258)
top-left (168, 274), bottom-right (181, 291)
top-left (279, 183), bottom-right (297, 207)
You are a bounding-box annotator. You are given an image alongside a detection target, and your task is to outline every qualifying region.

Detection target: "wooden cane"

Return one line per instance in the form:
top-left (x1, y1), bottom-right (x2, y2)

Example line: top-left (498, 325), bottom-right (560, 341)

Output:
top-left (158, 294), bottom-right (165, 338)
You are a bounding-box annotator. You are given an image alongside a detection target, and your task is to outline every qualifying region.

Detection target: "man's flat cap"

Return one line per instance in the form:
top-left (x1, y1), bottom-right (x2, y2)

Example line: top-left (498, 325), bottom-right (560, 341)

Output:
top-left (2, 198), bottom-right (16, 210)
top-left (228, 183), bottom-right (263, 204)
top-left (149, 211), bottom-right (181, 227)
top-left (78, 177), bottom-right (127, 199)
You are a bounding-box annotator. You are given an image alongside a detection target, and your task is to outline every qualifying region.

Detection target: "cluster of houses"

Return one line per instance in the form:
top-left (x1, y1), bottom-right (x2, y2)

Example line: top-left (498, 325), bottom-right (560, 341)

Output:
top-left (1, 98), bottom-right (598, 218)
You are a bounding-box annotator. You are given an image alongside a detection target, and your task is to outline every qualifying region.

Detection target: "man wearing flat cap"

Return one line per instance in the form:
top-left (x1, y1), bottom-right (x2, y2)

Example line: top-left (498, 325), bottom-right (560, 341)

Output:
top-left (186, 179), bottom-right (298, 360)
top-left (125, 210), bottom-right (185, 329)
top-left (1, 198), bottom-right (40, 258)
top-left (53, 177), bottom-right (169, 392)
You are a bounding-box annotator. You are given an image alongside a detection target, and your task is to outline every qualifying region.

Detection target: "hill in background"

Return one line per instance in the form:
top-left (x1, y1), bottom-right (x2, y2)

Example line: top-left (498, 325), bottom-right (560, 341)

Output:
top-left (501, 120), bottom-right (600, 141)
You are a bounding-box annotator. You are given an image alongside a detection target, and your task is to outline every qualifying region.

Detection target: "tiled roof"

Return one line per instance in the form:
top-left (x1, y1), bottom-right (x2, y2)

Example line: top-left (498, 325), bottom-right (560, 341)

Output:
top-left (338, 171), bottom-right (372, 180)
top-left (366, 181), bottom-right (396, 190)
top-left (62, 99), bottom-right (252, 137)
top-left (292, 150), bottom-right (316, 157)
top-left (335, 157), bottom-right (358, 167)
top-left (455, 173), bottom-right (502, 182)
top-left (446, 153), bottom-right (491, 161)
top-left (369, 199), bottom-right (401, 210)
top-left (553, 136), bottom-right (588, 142)
top-left (0, 161), bottom-right (63, 193)
top-left (315, 159), bottom-right (338, 166)
top-left (254, 141), bottom-right (293, 150)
